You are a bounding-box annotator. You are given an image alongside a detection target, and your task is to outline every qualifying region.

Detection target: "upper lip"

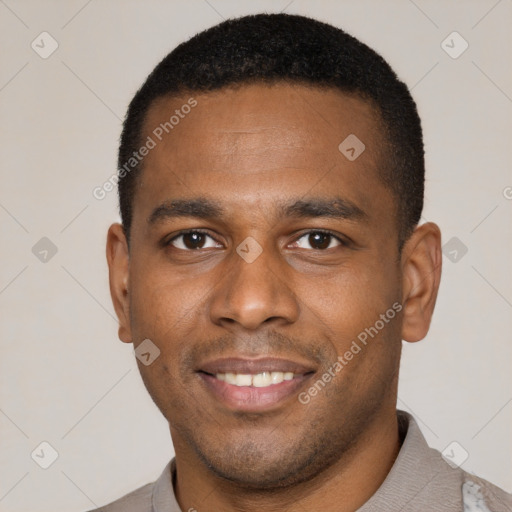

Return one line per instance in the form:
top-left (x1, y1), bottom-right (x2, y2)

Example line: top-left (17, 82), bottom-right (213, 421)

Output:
top-left (198, 357), bottom-right (316, 375)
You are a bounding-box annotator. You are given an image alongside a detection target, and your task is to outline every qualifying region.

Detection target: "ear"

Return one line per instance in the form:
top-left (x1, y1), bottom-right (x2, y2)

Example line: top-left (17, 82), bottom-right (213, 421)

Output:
top-left (400, 222), bottom-right (442, 343)
top-left (106, 223), bottom-right (132, 343)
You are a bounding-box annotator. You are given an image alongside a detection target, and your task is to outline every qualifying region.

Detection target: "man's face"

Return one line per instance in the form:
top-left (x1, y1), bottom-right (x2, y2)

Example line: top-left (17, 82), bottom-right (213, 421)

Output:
top-left (119, 84), bottom-right (405, 487)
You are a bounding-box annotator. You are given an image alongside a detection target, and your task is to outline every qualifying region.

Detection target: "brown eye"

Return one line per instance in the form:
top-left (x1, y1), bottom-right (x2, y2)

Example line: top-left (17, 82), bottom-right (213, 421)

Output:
top-left (169, 231), bottom-right (221, 250)
top-left (309, 232), bottom-right (332, 249)
top-left (292, 231), bottom-right (342, 250)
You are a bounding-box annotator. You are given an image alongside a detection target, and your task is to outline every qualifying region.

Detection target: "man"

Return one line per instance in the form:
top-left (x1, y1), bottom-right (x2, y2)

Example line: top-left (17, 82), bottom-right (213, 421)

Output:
top-left (96, 13), bottom-right (511, 512)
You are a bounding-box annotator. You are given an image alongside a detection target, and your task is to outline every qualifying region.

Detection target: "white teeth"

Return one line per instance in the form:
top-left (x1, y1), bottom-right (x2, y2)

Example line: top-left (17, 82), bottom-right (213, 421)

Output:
top-left (271, 372), bottom-right (283, 384)
top-left (215, 371), bottom-right (298, 387)
top-left (235, 374), bottom-right (252, 386)
top-left (224, 373), bottom-right (238, 385)
top-left (253, 372), bottom-right (272, 387)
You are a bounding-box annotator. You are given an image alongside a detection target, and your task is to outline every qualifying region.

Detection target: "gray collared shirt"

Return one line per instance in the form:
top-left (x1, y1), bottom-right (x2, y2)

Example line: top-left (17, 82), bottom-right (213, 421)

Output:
top-left (89, 411), bottom-right (512, 511)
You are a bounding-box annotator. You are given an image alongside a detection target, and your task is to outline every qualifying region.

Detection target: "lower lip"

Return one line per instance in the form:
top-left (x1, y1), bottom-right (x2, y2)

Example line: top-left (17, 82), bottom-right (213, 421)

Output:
top-left (198, 372), bottom-right (312, 412)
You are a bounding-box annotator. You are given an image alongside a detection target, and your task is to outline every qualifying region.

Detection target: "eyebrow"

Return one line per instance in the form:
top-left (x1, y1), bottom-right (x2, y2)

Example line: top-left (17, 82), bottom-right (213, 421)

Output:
top-left (148, 198), bottom-right (224, 225)
top-left (279, 198), bottom-right (368, 222)
top-left (147, 196), bottom-right (368, 225)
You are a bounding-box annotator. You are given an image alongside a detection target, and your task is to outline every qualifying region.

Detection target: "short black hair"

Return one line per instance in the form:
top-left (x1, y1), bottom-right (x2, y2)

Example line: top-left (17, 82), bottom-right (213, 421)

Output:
top-left (118, 13), bottom-right (424, 249)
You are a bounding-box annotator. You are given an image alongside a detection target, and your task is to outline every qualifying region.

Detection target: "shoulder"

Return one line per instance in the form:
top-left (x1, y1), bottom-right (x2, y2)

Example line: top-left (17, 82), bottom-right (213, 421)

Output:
top-left (389, 412), bottom-right (512, 511)
top-left (460, 472), bottom-right (512, 512)
top-left (84, 461), bottom-right (177, 512)
top-left (85, 481), bottom-right (154, 512)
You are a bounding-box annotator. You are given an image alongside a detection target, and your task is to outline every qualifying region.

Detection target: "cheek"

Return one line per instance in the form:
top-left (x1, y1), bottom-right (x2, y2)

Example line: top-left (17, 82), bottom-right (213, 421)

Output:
top-left (128, 261), bottom-right (207, 340)
top-left (299, 259), bottom-right (399, 340)
top-left (308, 268), bottom-right (402, 402)
top-left (136, 359), bottom-right (192, 425)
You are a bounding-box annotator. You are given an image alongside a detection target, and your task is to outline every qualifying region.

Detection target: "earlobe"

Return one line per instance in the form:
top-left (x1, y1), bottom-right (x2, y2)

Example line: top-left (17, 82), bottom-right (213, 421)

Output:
top-left (106, 223), bottom-right (132, 343)
top-left (400, 222), bottom-right (442, 343)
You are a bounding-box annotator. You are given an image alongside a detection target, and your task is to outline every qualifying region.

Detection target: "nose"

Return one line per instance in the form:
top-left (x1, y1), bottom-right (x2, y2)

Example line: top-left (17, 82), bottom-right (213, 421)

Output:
top-left (208, 243), bottom-right (300, 331)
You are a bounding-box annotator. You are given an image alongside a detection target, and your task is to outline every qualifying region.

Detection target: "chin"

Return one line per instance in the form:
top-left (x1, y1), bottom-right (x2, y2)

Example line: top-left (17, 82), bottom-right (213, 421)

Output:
top-left (191, 432), bottom-right (342, 491)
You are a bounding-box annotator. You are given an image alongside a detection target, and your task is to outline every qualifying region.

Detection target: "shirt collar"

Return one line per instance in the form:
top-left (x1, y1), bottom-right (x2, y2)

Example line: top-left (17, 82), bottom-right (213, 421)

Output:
top-left (357, 410), bottom-right (462, 511)
top-left (151, 459), bottom-right (181, 512)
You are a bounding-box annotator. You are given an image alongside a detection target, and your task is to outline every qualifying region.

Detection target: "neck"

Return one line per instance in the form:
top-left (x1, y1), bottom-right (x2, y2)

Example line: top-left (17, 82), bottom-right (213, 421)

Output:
top-left (172, 407), bottom-right (401, 512)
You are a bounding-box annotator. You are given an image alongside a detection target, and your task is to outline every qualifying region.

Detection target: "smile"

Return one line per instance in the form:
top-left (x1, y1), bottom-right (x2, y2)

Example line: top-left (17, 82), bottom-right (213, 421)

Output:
top-left (196, 357), bottom-right (316, 412)
top-left (215, 371), bottom-right (297, 387)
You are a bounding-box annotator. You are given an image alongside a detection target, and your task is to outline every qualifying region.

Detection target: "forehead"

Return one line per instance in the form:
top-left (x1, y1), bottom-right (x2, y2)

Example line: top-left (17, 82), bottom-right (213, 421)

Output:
top-left (134, 83), bottom-right (392, 230)
top-left (143, 83), bottom-right (384, 161)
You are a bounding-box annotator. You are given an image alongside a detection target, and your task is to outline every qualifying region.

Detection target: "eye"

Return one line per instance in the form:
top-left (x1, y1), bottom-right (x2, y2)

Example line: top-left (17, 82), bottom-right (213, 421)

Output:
top-left (291, 231), bottom-right (344, 250)
top-left (167, 230), bottom-right (222, 250)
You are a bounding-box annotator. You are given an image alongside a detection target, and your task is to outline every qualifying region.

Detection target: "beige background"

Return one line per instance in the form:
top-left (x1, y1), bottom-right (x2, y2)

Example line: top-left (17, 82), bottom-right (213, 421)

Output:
top-left (1, 1), bottom-right (511, 511)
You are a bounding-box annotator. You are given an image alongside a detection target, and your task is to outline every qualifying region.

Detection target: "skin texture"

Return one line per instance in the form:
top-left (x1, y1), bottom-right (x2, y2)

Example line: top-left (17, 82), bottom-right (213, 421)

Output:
top-left (107, 83), bottom-right (442, 512)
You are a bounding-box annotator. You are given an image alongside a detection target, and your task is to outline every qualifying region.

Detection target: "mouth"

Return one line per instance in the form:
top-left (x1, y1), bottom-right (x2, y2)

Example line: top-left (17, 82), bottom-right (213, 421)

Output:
top-left (196, 357), bottom-right (316, 412)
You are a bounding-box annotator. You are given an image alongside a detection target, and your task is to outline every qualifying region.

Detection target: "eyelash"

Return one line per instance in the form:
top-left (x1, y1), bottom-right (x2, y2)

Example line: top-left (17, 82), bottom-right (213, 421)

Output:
top-left (165, 229), bottom-right (348, 251)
